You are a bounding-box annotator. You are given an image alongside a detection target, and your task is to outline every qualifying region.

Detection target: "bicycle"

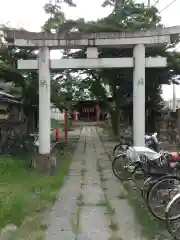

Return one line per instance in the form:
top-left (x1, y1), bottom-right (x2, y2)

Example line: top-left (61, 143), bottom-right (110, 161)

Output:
top-left (147, 175), bottom-right (180, 221)
top-left (113, 136), bottom-right (132, 157)
top-left (112, 150), bottom-right (180, 220)
top-left (112, 146), bottom-right (164, 181)
top-left (113, 132), bottom-right (161, 158)
top-left (165, 192), bottom-right (180, 239)
top-left (112, 152), bottom-right (134, 181)
top-left (134, 155), bottom-right (180, 221)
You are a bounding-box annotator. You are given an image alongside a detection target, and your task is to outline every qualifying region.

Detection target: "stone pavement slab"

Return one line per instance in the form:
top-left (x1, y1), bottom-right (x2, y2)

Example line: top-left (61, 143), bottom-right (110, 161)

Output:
top-left (78, 206), bottom-right (111, 240)
top-left (83, 184), bottom-right (105, 205)
top-left (79, 206), bottom-right (110, 232)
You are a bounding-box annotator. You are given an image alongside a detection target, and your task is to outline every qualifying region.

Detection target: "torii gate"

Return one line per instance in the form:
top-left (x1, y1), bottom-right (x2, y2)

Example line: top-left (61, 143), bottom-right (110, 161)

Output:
top-left (3, 26), bottom-right (180, 158)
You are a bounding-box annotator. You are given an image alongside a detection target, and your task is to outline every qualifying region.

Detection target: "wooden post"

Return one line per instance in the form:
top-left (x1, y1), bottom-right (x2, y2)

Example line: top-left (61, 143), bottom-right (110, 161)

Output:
top-left (96, 103), bottom-right (100, 122)
top-left (88, 108), bottom-right (90, 121)
top-left (74, 109), bottom-right (78, 121)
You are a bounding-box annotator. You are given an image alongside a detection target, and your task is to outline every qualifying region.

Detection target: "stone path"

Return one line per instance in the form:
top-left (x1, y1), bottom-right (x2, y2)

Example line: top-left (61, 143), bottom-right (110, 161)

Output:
top-left (45, 126), bottom-right (147, 240)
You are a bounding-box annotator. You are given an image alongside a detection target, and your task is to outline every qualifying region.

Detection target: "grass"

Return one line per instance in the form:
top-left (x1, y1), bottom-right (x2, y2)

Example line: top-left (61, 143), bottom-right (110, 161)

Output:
top-left (97, 159), bottom-right (119, 236)
top-left (75, 158), bottom-right (85, 236)
top-left (123, 181), bottom-right (161, 239)
top-left (0, 147), bottom-right (73, 237)
top-left (117, 189), bottom-right (128, 199)
top-left (76, 193), bottom-right (84, 207)
top-left (109, 219), bottom-right (119, 231)
top-left (102, 126), bottom-right (120, 142)
top-left (96, 200), bottom-right (108, 206)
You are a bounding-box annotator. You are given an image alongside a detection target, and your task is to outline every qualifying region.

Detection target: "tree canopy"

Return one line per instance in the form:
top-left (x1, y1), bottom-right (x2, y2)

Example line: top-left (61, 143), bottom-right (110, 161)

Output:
top-left (0, 0), bottom-right (180, 134)
top-left (0, 0), bottom-right (79, 112)
top-left (48, 0), bottom-right (180, 133)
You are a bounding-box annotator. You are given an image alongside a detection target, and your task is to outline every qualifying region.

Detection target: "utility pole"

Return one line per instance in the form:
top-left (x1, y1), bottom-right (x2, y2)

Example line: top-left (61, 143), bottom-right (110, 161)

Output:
top-left (148, 0), bottom-right (151, 7)
top-left (172, 83), bottom-right (176, 112)
top-left (172, 82), bottom-right (177, 149)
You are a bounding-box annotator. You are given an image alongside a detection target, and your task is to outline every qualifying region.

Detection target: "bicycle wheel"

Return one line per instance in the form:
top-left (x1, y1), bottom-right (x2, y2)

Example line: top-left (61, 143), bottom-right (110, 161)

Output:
top-left (142, 175), bottom-right (169, 201)
top-left (147, 175), bottom-right (180, 220)
top-left (112, 153), bottom-right (138, 181)
top-left (113, 144), bottom-right (126, 157)
top-left (165, 193), bottom-right (180, 239)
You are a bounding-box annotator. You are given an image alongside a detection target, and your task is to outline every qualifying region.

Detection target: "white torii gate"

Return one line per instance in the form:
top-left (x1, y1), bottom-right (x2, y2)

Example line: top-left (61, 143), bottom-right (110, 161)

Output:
top-left (3, 26), bottom-right (180, 156)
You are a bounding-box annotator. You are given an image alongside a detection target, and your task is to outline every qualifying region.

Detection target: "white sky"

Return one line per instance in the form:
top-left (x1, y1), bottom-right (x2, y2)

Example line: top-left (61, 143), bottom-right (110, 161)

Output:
top-left (0, 0), bottom-right (179, 100)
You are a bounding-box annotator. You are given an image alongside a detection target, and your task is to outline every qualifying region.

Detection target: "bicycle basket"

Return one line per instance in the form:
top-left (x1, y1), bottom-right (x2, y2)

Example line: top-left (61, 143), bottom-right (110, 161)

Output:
top-left (139, 154), bottom-right (169, 175)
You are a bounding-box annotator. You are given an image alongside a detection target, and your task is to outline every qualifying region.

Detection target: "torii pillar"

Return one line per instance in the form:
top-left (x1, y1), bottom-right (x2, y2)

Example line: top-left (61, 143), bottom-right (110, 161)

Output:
top-left (38, 47), bottom-right (51, 155)
top-left (133, 44), bottom-right (145, 146)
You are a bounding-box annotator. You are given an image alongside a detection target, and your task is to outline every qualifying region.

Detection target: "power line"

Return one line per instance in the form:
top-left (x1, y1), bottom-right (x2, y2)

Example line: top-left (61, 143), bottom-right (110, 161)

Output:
top-left (160, 0), bottom-right (177, 13)
top-left (153, 0), bottom-right (160, 6)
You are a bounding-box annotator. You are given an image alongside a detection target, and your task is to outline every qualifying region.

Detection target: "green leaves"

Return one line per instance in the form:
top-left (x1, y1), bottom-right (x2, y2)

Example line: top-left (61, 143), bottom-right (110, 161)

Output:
top-left (42, 0), bottom-right (76, 33)
top-left (63, 0), bottom-right (76, 7)
top-left (1, 0), bottom-right (180, 118)
top-left (102, 0), bottom-right (126, 8)
top-left (60, 0), bottom-right (180, 111)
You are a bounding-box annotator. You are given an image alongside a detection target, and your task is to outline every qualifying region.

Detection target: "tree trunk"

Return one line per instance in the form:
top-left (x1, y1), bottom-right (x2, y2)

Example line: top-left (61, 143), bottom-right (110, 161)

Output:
top-left (111, 108), bottom-right (120, 136)
top-left (24, 107), bottom-right (37, 133)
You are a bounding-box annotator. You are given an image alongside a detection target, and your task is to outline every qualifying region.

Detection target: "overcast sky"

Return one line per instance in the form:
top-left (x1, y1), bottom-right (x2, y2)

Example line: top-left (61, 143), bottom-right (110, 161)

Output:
top-left (0, 0), bottom-right (179, 100)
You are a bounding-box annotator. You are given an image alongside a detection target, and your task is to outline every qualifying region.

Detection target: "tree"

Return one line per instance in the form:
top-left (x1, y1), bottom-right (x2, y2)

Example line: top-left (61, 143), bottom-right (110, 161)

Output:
top-left (0, 0), bottom-right (82, 123)
top-left (0, 39), bottom-right (65, 129)
top-left (43, 0), bottom-right (76, 32)
top-left (43, 1), bottom-right (92, 115)
top-left (51, 70), bottom-right (91, 114)
top-left (1, 0), bottom-right (180, 136)
top-left (54, 0), bottom-right (180, 134)
top-left (102, 0), bottom-right (126, 9)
